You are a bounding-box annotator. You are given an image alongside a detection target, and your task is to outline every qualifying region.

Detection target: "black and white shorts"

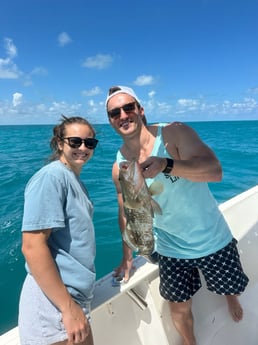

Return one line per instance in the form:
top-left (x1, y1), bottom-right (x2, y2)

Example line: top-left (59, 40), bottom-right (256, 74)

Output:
top-left (159, 238), bottom-right (249, 302)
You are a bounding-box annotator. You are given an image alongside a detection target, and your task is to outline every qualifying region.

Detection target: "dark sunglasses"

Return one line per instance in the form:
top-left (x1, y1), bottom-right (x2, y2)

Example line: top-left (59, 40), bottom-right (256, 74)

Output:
top-left (62, 137), bottom-right (98, 149)
top-left (107, 102), bottom-right (136, 119)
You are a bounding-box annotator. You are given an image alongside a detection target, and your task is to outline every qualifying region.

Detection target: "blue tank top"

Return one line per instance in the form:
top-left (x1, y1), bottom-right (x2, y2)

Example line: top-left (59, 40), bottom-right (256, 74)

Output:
top-left (116, 124), bottom-right (232, 259)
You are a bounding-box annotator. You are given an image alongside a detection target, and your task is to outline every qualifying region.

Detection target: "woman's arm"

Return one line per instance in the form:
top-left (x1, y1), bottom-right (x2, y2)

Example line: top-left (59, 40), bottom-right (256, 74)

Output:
top-left (22, 229), bottom-right (90, 343)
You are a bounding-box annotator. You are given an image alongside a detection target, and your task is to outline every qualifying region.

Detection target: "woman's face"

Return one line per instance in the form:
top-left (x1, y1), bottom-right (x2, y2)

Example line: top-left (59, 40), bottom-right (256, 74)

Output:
top-left (58, 123), bottom-right (96, 175)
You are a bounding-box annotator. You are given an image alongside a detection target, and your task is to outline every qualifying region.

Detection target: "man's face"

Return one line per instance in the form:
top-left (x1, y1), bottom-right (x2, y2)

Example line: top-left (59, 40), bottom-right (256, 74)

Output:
top-left (107, 93), bottom-right (143, 135)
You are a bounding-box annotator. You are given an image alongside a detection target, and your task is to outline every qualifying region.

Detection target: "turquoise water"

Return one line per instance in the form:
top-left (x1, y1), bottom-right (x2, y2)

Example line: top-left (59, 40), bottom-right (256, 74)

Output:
top-left (0, 121), bottom-right (257, 335)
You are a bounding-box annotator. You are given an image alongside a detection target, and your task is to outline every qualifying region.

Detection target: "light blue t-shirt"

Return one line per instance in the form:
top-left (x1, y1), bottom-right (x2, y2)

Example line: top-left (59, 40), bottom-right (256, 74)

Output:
top-left (117, 124), bottom-right (232, 259)
top-left (22, 160), bottom-right (96, 305)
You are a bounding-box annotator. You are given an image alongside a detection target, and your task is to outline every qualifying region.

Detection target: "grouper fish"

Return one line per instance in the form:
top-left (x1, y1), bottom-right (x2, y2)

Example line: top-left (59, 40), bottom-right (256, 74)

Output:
top-left (119, 160), bottom-right (163, 256)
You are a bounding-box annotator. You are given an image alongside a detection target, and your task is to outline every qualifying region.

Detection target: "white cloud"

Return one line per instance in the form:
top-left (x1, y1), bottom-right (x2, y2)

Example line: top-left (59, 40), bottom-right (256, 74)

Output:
top-left (82, 54), bottom-right (113, 69)
top-left (0, 38), bottom-right (21, 79)
top-left (231, 98), bottom-right (257, 113)
top-left (247, 87), bottom-right (258, 95)
top-left (22, 67), bottom-right (48, 87)
top-left (12, 92), bottom-right (23, 107)
top-left (31, 67), bottom-right (48, 76)
top-left (86, 99), bottom-right (99, 114)
top-left (148, 90), bottom-right (156, 98)
top-left (177, 99), bottom-right (199, 107)
top-left (48, 101), bottom-right (82, 113)
top-left (58, 32), bottom-right (72, 47)
top-left (0, 61), bottom-right (19, 79)
top-left (81, 86), bottom-right (101, 97)
top-left (134, 75), bottom-right (155, 86)
top-left (0, 92), bottom-right (257, 125)
top-left (173, 97), bottom-right (258, 118)
top-left (5, 37), bottom-right (17, 58)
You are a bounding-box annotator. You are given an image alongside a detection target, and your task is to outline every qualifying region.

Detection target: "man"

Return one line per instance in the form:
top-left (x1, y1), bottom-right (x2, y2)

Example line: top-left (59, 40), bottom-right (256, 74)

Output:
top-left (106, 85), bottom-right (249, 345)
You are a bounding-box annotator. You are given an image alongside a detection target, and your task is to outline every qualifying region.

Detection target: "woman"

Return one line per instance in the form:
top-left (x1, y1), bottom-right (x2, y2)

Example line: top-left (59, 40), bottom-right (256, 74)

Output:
top-left (18, 116), bottom-right (98, 345)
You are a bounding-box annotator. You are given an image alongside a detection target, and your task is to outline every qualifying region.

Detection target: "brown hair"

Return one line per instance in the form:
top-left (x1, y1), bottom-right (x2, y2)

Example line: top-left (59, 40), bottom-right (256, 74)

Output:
top-left (49, 115), bottom-right (96, 161)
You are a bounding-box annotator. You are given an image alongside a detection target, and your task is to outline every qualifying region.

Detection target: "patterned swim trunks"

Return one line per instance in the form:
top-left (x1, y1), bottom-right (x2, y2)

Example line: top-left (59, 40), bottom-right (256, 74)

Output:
top-left (159, 238), bottom-right (249, 302)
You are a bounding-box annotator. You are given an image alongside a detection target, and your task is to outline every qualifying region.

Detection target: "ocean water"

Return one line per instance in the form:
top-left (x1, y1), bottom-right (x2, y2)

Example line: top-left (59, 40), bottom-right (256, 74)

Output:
top-left (0, 120), bottom-right (257, 335)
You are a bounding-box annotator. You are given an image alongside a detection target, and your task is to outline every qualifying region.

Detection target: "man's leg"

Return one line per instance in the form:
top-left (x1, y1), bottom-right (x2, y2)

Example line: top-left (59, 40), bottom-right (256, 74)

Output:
top-left (226, 295), bottom-right (243, 322)
top-left (169, 299), bottom-right (196, 345)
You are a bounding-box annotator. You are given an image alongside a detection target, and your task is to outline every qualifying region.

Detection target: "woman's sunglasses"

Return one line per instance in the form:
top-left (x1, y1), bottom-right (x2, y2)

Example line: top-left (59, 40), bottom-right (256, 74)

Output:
top-left (61, 137), bottom-right (98, 149)
top-left (107, 102), bottom-right (136, 119)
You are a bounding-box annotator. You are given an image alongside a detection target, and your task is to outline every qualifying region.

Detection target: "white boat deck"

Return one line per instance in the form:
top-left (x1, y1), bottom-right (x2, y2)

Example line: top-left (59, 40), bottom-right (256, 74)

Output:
top-left (1, 185), bottom-right (258, 344)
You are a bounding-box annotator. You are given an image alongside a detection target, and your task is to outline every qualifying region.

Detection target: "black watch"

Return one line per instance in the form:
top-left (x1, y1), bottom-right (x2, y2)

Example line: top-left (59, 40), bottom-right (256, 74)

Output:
top-left (162, 158), bottom-right (174, 174)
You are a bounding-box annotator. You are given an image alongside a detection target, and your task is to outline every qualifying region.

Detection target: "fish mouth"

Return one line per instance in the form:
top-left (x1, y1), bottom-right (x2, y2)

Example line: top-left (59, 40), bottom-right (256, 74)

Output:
top-left (119, 160), bottom-right (131, 171)
top-left (119, 160), bottom-right (138, 177)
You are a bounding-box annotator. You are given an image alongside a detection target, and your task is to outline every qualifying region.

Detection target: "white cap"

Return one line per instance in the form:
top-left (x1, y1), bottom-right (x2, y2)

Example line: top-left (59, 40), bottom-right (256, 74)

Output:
top-left (105, 85), bottom-right (140, 108)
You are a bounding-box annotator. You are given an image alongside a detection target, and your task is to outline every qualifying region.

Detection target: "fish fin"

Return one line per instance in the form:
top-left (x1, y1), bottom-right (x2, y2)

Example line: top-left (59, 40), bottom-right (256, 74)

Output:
top-left (148, 181), bottom-right (164, 196)
top-left (122, 231), bottom-right (139, 252)
top-left (124, 200), bottom-right (140, 209)
top-left (151, 198), bottom-right (162, 215)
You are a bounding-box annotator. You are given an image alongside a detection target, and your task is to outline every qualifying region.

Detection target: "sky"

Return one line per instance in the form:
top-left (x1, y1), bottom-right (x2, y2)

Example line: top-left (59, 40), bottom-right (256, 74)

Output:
top-left (1, 0), bottom-right (258, 125)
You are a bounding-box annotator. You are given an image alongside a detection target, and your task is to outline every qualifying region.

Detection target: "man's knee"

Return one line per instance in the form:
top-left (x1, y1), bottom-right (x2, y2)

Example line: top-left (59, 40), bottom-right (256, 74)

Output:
top-left (169, 300), bottom-right (192, 321)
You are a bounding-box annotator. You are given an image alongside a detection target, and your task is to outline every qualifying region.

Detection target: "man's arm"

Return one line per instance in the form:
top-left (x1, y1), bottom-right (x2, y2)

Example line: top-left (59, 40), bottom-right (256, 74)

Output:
top-left (142, 122), bottom-right (222, 182)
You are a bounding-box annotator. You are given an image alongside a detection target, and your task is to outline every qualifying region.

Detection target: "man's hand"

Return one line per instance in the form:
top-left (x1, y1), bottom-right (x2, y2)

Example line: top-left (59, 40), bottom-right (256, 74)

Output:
top-left (140, 156), bottom-right (167, 178)
top-left (113, 256), bottom-right (135, 283)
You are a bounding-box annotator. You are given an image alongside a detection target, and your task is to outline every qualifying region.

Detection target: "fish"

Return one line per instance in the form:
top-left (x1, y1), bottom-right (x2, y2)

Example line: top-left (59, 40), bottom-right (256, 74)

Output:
top-left (119, 160), bottom-right (163, 256)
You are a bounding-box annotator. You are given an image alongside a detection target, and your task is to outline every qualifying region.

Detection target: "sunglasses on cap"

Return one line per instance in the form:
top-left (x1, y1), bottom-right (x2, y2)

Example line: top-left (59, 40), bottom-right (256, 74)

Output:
top-left (61, 137), bottom-right (98, 149)
top-left (107, 102), bottom-right (136, 119)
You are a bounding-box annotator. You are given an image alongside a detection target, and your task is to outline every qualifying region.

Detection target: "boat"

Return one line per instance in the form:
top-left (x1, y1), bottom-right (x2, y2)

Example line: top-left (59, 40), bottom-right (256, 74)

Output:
top-left (1, 185), bottom-right (258, 345)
